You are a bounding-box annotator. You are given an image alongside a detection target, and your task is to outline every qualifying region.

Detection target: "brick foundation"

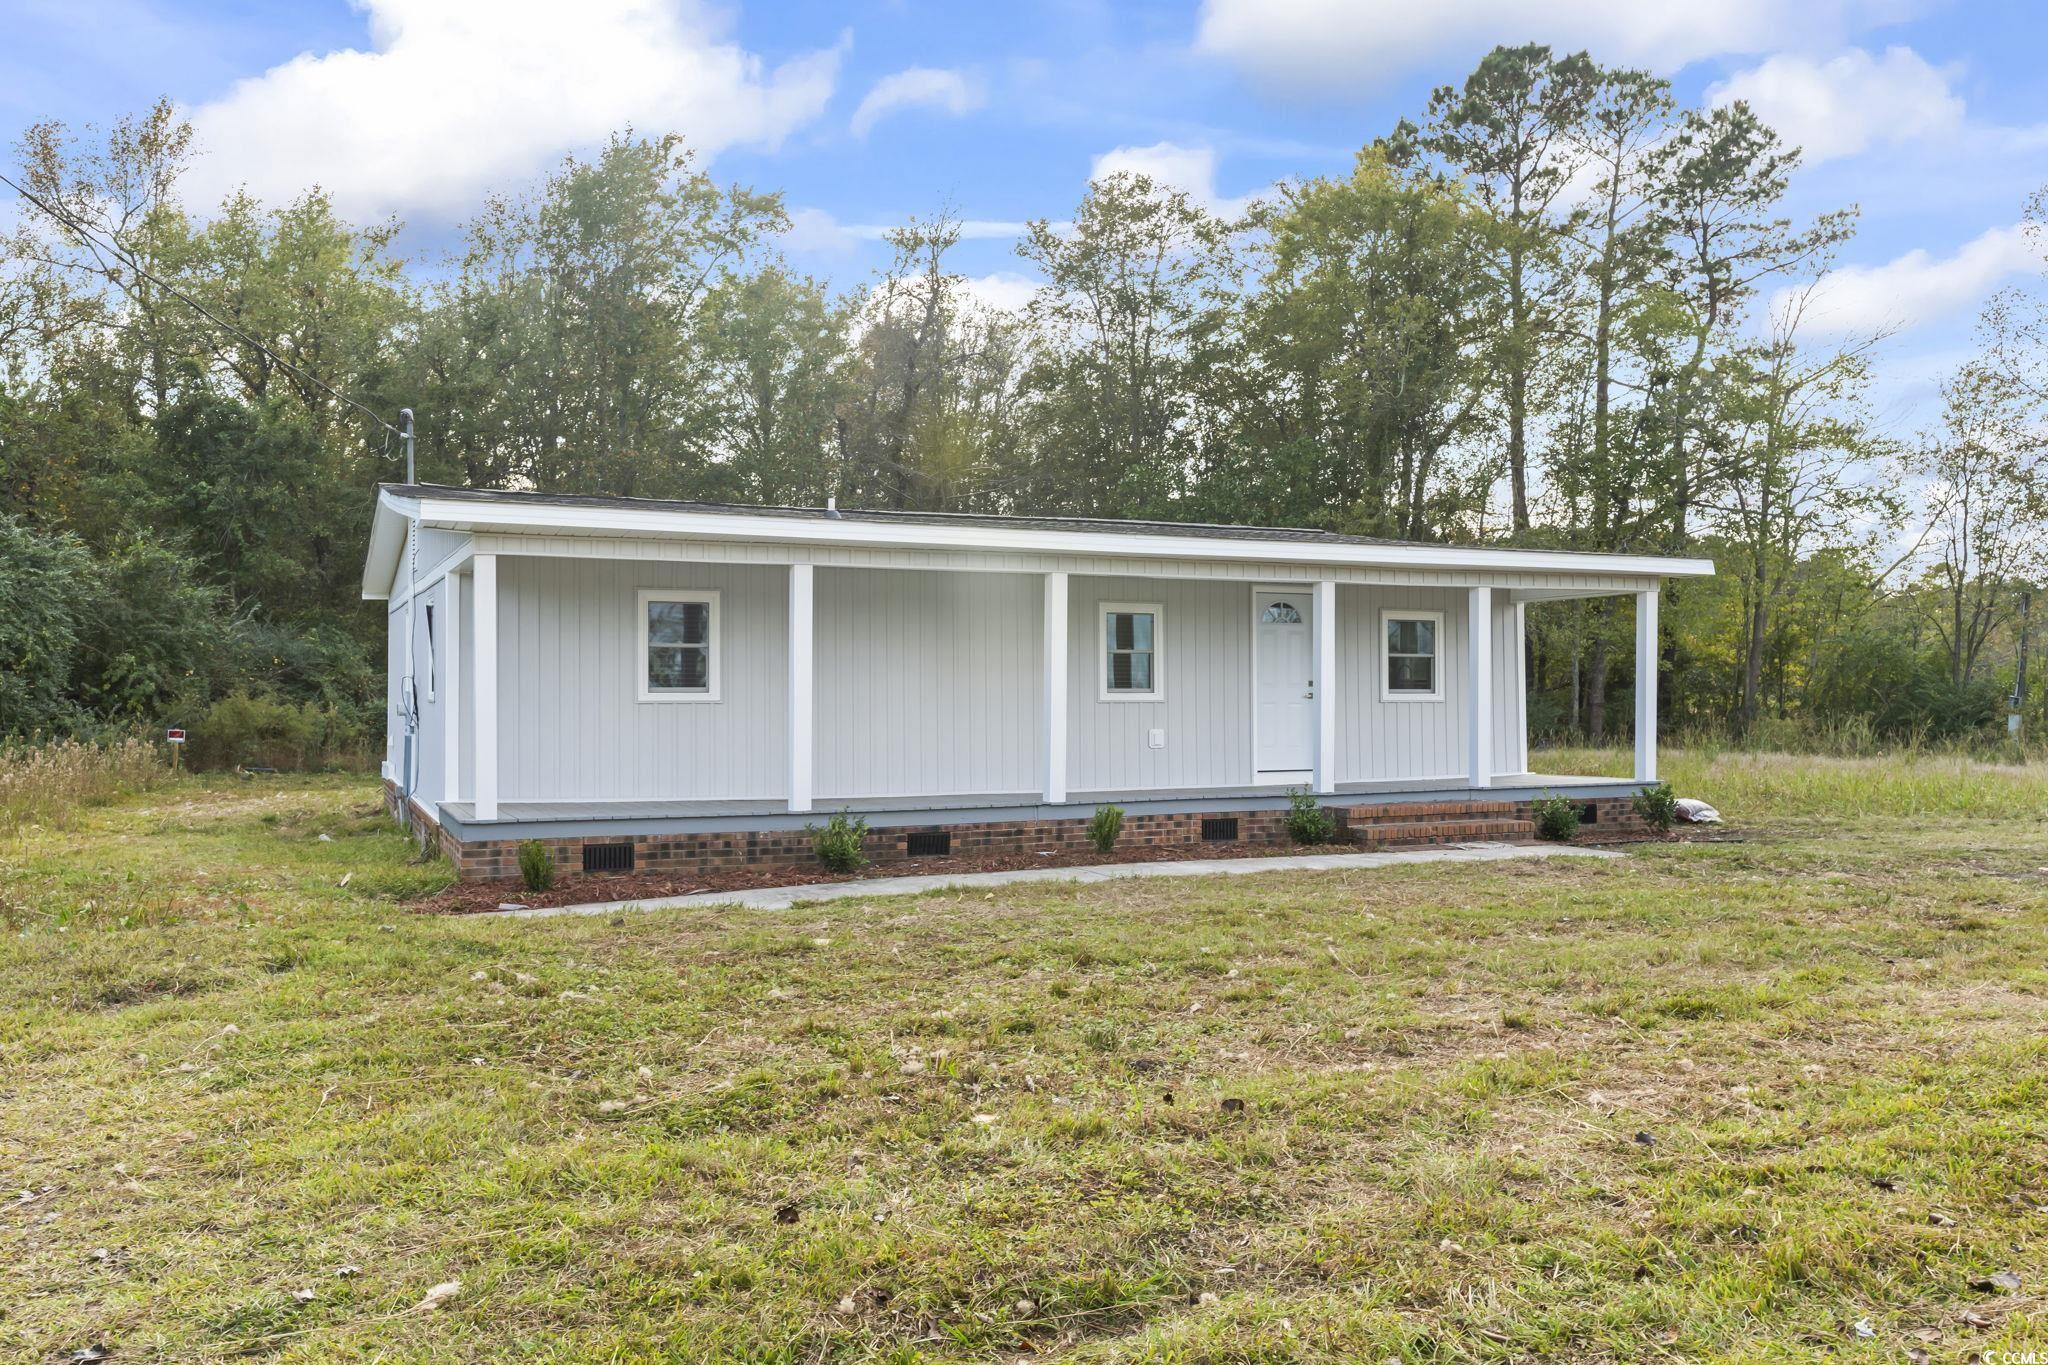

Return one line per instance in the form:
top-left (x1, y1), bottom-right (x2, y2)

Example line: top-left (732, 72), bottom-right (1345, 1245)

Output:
top-left (384, 781), bottom-right (466, 866)
top-left (387, 781), bottom-right (1646, 882)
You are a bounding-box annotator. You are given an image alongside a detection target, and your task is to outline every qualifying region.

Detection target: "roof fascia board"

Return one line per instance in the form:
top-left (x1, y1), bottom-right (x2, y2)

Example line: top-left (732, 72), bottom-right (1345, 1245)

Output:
top-left (412, 497), bottom-right (1716, 579)
top-left (360, 489), bottom-right (420, 600)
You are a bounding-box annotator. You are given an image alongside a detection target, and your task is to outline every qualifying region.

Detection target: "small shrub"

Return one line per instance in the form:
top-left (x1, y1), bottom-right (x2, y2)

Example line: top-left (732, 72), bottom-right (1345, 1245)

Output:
top-left (517, 840), bottom-right (555, 892)
top-left (1632, 781), bottom-right (1679, 833)
top-left (1532, 793), bottom-right (1580, 841)
top-left (809, 810), bottom-right (870, 872)
top-left (1086, 804), bottom-right (1125, 854)
top-left (1284, 786), bottom-right (1339, 845)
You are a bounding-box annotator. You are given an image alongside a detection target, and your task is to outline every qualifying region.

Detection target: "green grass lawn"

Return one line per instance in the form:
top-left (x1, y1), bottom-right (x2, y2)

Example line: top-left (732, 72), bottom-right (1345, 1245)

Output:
top-left (2, 756), bottom-right (2046, 1361)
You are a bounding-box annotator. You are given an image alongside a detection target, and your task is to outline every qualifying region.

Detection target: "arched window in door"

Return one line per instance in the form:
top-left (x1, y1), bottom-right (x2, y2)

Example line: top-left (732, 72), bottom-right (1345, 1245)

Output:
top-left (1261, 601), bottom-right (1303, 624)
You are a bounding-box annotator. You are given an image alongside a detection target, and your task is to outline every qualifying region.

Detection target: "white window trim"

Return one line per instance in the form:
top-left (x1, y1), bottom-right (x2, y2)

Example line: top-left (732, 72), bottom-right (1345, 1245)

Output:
top-left (1098, 601), bottom-right (1164, 703)
top-left (1380, 607), bottom-right (1445, 703)
top-left (637, 588), bottom-right (722, 703)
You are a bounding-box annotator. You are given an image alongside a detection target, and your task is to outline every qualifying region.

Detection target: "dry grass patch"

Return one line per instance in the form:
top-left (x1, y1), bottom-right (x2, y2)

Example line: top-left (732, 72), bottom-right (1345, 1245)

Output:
top-left (0, 736), bottom-right (167, 836)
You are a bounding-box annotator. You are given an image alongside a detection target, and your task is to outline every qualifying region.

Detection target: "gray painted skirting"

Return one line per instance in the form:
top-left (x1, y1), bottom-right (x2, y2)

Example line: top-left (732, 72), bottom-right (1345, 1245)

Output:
top-left (434, 773), bottom-right (1645, 843)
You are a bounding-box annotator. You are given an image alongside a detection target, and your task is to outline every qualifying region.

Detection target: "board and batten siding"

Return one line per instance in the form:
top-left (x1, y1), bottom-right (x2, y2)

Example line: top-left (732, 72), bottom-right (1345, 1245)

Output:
top-left (1063, 577), bottom-right (1525, 792)
top-left (384, 575), bottom-right (450, 802)
top-left (1333, 584), bottom-right (1527, 784)
top-left (494, 557), bottom-right (789, 802)
top-left (413, 524), bottom-right (468, 575)
top-left (814, 568), bottom-right (1042, 800)
top-left (456, 553), bottom-right (1534, 809)
top-left (384, 604), bottom-right (403, 778)
top-left (412, 577), bottom-right (447, 804)
top-left (1067, 575), bottom-right (1254, 792)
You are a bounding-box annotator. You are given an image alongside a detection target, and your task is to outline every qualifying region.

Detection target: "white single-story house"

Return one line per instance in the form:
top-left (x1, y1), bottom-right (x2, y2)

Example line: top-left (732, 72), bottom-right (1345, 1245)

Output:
top-left (362, 485), bottom-right (1713, 878)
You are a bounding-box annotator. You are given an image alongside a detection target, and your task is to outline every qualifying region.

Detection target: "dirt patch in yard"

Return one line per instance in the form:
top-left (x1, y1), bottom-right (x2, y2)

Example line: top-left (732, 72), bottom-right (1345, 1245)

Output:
top-left (413, 827), bottom-right (1736, 914)
top-left (1582, 826), bottom-right (1750, 847)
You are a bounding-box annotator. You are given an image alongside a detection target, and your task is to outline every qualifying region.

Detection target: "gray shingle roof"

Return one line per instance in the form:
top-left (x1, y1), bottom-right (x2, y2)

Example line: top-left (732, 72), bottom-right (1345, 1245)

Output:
top-left (384, 483), bottom-right (1427, 548)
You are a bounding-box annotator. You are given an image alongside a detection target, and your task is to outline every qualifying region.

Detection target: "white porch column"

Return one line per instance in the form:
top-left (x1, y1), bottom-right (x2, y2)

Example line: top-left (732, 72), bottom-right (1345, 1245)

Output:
top-left (442, 572), bottom-right (461, 805)
top-left (473, 554), bottom-right (499, 822)
top-left (1635, 588), bottom-right (1659, 783)
top-left (788, 562), bottom-right (814, 814)
top-left (1513, 600), bottom-right (1530, 776)
top-left (1313, 579), bottom-right (1337, 794)
top-left (1042, 571), bottom-right (1068, 804)
top-left (1467, 584), bottom-right (1493, 789)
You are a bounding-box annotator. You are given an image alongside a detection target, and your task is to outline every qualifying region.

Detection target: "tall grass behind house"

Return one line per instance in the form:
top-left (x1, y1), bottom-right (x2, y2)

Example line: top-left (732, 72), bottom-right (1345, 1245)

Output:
top-left (1536, 743), bottom-right (2048, 823)
top-left (0, 736), bottom-right (168, 835)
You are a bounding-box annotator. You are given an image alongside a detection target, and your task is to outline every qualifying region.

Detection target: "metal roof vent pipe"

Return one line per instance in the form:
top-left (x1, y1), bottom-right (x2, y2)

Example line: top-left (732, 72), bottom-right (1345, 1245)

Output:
top-left (825, 495), bottom-right (841, 519)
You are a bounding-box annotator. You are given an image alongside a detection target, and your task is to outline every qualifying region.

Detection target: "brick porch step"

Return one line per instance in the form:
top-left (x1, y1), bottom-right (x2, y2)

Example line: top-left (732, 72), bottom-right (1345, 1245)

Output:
top-left (1348, 818), bottom-right (1535, 847)
top-left (1338, 799), bottom-right (1520, 826)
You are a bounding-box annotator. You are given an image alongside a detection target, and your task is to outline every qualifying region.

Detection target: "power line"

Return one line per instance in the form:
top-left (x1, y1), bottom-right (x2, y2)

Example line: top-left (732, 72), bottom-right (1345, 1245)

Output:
top-left (0, 168), bottom-right (404, 439)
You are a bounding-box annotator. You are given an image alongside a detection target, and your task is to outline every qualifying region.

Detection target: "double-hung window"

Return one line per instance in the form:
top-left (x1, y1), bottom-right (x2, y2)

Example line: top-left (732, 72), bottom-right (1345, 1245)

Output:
top-left (1381, 609), bottom-right (1442, 701)
top-left (638, 589), bottom-right (721, 702)
top-left (1100, 603), bottom-right (1162, 701)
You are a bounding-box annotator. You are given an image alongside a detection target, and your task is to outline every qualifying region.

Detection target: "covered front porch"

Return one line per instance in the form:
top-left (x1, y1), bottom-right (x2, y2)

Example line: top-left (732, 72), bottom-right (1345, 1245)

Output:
top-left (419, 531), bottom-right (1662, 832)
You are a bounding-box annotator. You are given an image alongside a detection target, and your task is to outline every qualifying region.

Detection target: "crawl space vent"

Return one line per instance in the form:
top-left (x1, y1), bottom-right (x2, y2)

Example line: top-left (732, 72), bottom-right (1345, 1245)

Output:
top-left (582, 842), bottom-right (635, 873)
top-left (1200, 817), bottom-right (1239, 842)
top-left (905, 831), bottom-right (951, 857)
top-left (1579, 802), bottom-right (1600, 826)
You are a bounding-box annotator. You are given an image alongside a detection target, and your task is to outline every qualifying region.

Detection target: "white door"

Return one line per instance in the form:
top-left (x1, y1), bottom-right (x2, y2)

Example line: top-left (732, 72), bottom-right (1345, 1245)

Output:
top-left (1255, 591), bottom-right (1315, 775)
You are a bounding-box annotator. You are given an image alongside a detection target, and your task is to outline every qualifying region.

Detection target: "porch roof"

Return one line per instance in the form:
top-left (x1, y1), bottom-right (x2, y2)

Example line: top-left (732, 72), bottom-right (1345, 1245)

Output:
top-left (362, 483), bottom-right (1714, 600)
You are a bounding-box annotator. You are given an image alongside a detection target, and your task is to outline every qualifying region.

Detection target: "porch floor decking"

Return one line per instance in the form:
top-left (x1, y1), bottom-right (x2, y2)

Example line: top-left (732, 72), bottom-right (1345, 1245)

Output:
top-left (435, 771), bottom-right (1636, 835)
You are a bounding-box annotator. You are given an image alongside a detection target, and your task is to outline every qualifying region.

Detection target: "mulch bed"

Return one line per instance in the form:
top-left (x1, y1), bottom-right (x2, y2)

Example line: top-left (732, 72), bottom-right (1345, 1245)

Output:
top-left (415, 825), bottom-right (1740, 915)
top-left (420, 839), bottom-right (1331, 915)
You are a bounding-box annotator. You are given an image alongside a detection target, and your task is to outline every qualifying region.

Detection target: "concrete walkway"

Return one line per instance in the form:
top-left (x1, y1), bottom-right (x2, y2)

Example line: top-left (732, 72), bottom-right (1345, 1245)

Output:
top-left (489, 841), bottom-right (1621, 920)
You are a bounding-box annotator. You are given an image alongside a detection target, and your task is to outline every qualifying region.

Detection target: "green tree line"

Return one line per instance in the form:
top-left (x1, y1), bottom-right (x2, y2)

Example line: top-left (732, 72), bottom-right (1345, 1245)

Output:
top-left (3, 45), bottom-right (2044, 759)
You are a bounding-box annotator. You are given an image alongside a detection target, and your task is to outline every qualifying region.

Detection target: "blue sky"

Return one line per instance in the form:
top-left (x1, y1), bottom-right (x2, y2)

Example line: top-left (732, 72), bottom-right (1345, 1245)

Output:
top-left (9, 0), bottom-right (2048, 431)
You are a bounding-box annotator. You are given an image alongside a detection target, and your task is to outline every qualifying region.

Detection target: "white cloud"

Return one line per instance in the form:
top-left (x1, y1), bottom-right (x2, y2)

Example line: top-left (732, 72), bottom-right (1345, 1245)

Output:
top-left (957, 272), bottom-right (1041, 314)
top-left (1779, 225), bottom-right (2040, 335)
top-left (181, 0), bottom-right (843, 222)
top-left (1193, 0), bottom-right (1917, 91)
top-left (779, 206), bottom-right (865, 257)
top-left (896, 219), bottom-right (1032, 241)
top-left (1090, 141), bottom-right (1264, 217)
top-left (1708, 47), bottom-right (1964, 164)
top-left (778, 210), bottom-right (1034, 253)
top-left (849, 67), bottom-right (984, 139)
